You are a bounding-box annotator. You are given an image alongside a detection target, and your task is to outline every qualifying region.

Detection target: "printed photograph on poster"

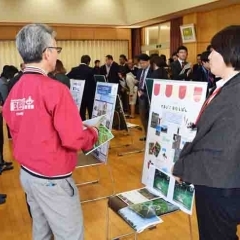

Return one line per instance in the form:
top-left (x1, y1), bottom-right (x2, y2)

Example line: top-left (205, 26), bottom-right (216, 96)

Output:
top-left (172, 134), bottom-right (181, 150)
top-left (150, 112), bottom-right (160, 128)
top-left (148, 141), bottom-right (161, 157)
top-left (153, 169), bottom-right (170, 197)
top-left (173, 181), bottom-right (195, 212)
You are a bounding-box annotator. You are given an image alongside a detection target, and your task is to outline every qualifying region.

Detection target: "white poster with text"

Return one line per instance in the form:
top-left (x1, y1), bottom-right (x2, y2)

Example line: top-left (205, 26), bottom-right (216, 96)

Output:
top-left (142, 80), bottom-right (207, 214)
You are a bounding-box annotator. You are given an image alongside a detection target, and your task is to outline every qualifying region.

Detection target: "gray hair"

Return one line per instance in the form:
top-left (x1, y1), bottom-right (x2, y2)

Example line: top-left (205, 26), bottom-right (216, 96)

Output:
top-left (16, 23), bottom-right (56, 64)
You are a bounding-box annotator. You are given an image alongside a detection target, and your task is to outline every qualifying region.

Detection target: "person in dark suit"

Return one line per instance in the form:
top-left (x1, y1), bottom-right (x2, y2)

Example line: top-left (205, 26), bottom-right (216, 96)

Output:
top-left (119, 54), bottom-right (129, 73)
top-left (173, 25), bottom-right (240, 240)
top-left (150, 57), bottom-right (168, 79)
top-left (93, 60), bottom-right (101, 75)
top-left (150, 56), bottom-right (169, 79)
top-left (137, 54), bottom-right (153, 141)
top-left (193, 51), bottom-right (218, 95)
top-left (192, 54), bottom-right (202, 80)
top-left (100, 55), bottom-right (119, 84)
top-left (170, 46), bottom-right (191, 80)
top-left (67, 55), bottom-right (96, 120)
top-left (127, 59), bottom-right (138, 77)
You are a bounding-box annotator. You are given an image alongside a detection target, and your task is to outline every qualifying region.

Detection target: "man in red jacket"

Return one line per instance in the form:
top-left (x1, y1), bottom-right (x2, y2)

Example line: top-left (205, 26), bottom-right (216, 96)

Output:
top-left (3, 24), bottom-right (98, 240)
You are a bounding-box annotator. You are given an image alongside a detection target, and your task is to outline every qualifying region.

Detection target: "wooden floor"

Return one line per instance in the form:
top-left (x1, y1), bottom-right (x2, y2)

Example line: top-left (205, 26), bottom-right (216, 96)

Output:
top-left (0, 118), bottom-right (239, 240)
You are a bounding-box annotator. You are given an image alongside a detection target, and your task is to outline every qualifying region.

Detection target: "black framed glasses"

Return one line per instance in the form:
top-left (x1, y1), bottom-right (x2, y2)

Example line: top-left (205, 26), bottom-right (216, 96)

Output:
top-left (43, 47), bottom-right (62, 54)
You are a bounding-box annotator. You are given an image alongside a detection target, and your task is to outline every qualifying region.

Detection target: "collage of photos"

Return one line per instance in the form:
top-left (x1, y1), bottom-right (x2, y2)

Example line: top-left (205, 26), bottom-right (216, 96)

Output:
top-left (150, 166), bottom-right (195, 214)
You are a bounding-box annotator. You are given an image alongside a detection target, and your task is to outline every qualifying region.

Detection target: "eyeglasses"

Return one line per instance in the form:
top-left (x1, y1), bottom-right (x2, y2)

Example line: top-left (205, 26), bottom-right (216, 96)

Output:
top-left (43, 47), bottom-right (62, 54)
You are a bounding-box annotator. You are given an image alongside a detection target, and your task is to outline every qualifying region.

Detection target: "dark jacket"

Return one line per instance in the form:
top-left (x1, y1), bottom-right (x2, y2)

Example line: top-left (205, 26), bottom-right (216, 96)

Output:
top-left (151, 67), bottom-right (169, 80)
top-left (54, 73), bottom-right (70, 89)
top-left (170, 60), bottom-right (190, 80)
top-left (8, 71), bottom-right (23, 94)
top-left (192, 66), bottom-right (218, 96)
top-left (100, 62), bottom-right (119, 84)
top-left (173, 72), bottom-right (240, 188)
top-left (67, 64), bottom-right (96, 102)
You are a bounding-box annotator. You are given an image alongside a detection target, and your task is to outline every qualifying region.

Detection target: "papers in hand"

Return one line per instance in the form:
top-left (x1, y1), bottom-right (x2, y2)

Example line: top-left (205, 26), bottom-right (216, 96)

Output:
top-left (82, 115), bottom-right (114, 155)
top-left (179, 63), bottom-right (192, 75)
top-left (82, 115), bottom-right (106, 129)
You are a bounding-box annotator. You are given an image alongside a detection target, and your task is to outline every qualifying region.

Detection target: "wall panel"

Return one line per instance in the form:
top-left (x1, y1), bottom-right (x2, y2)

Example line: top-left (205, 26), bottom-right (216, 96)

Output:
top-left (0, 40), bottom-right (129, 73)
top-left (0, 24), bottom-right (132, 58)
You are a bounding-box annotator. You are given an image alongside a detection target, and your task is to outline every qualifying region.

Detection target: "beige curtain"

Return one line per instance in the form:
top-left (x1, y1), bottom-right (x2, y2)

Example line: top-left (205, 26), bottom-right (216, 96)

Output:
top-left (0, 40), bottom-right (129, 73)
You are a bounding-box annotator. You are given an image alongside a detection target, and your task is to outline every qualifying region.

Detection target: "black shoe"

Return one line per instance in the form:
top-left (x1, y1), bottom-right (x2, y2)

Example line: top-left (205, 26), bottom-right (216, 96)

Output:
top-left (139, 137), bottom-right (146, 141)
top-left (0, 197), bottom-right (6, 205)
top-left (0, 194), bottom-right (7, 199)
top-left (0, 165), bottom-right (14, 174)
top-left (2, 161), bottom-right (13, 166)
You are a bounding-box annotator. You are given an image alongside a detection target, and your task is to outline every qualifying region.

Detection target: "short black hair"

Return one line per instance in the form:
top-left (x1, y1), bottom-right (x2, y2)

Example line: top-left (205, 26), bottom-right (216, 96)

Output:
top-left (81, 55), bottom-right (91, 64)
top-left (106, 55), bottom-right (113, 60)
top-left (206, 45), bottom-right (212, 51)
top-left (138, 53), bottom-right (150, 61)
top-left (119, 54), bottom-right (127, 61)
top-left (151, 56), bottom-right (165, 67)
top-left (201, 51), bottom-right (211, 62)
top-left (177, 46), bottom-right (188, 53)
top-left (197, 54), bottom-right (201, 57)
top-left (160, 54), bottom-right (167, 62)
top-left (94, 60), bottom-right (100, 64)
top-left (172, 52), bottom-right (177, 57)
top-left (211, 25), bottom-right (240, 70)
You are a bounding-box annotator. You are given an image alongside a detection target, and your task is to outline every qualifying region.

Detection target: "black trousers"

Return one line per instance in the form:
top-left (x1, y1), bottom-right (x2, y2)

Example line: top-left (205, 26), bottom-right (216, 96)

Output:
top-left (195, 185), bottom-right (240, 240)
top-left (138, 95), bottom-right (149, 135)
top-left (80, 100), bottom-right (93, 121)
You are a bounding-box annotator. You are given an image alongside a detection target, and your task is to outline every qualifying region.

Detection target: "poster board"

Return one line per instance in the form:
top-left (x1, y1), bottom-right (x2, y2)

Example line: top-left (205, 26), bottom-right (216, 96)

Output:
top-left (91, 82), bottom-right (118, 162)
top-left (70, 79), bottom-right (85, 111)
top-left (142, 80), bottom-right (207, 214)
top-left (94, 74), bottom-right (107, 83)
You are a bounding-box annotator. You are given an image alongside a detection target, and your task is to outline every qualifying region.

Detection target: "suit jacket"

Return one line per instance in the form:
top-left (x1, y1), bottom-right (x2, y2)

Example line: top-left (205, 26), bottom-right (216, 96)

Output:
top-left (170, 60), bottom-right (190, 80)
top-left (100, 62), bottom-right (119, 84)
top-left (136, 67), bottom-right (153, 101)
top-left (67, 64), bottom-right (96, 102)
top-left (193, 66), bottom-right (217, 95)
top-left (151, 67), bottom-right (169, 80)
top-left (173, 72), bottom-right (240, 188)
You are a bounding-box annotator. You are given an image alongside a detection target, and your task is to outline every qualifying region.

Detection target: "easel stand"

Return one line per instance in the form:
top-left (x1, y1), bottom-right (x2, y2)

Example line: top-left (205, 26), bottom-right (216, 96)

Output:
top-left (75, 153), bottom-right (115, 203)
top-left (106, 196), bottom-right (193, 240)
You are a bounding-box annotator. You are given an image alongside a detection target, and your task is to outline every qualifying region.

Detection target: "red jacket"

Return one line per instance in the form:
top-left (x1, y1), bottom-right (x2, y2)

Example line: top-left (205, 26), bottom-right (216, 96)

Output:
top-left (3, 71), bottom-right (97, 176)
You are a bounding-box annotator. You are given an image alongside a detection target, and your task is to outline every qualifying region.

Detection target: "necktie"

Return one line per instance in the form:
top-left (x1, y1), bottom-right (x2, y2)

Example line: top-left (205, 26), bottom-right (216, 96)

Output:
top-left (194, 86), bottom-right (221, 125)
top-left (181, 62), bottom-right (185, 69)
top-left (139, 69), bottom-right (146, 89)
